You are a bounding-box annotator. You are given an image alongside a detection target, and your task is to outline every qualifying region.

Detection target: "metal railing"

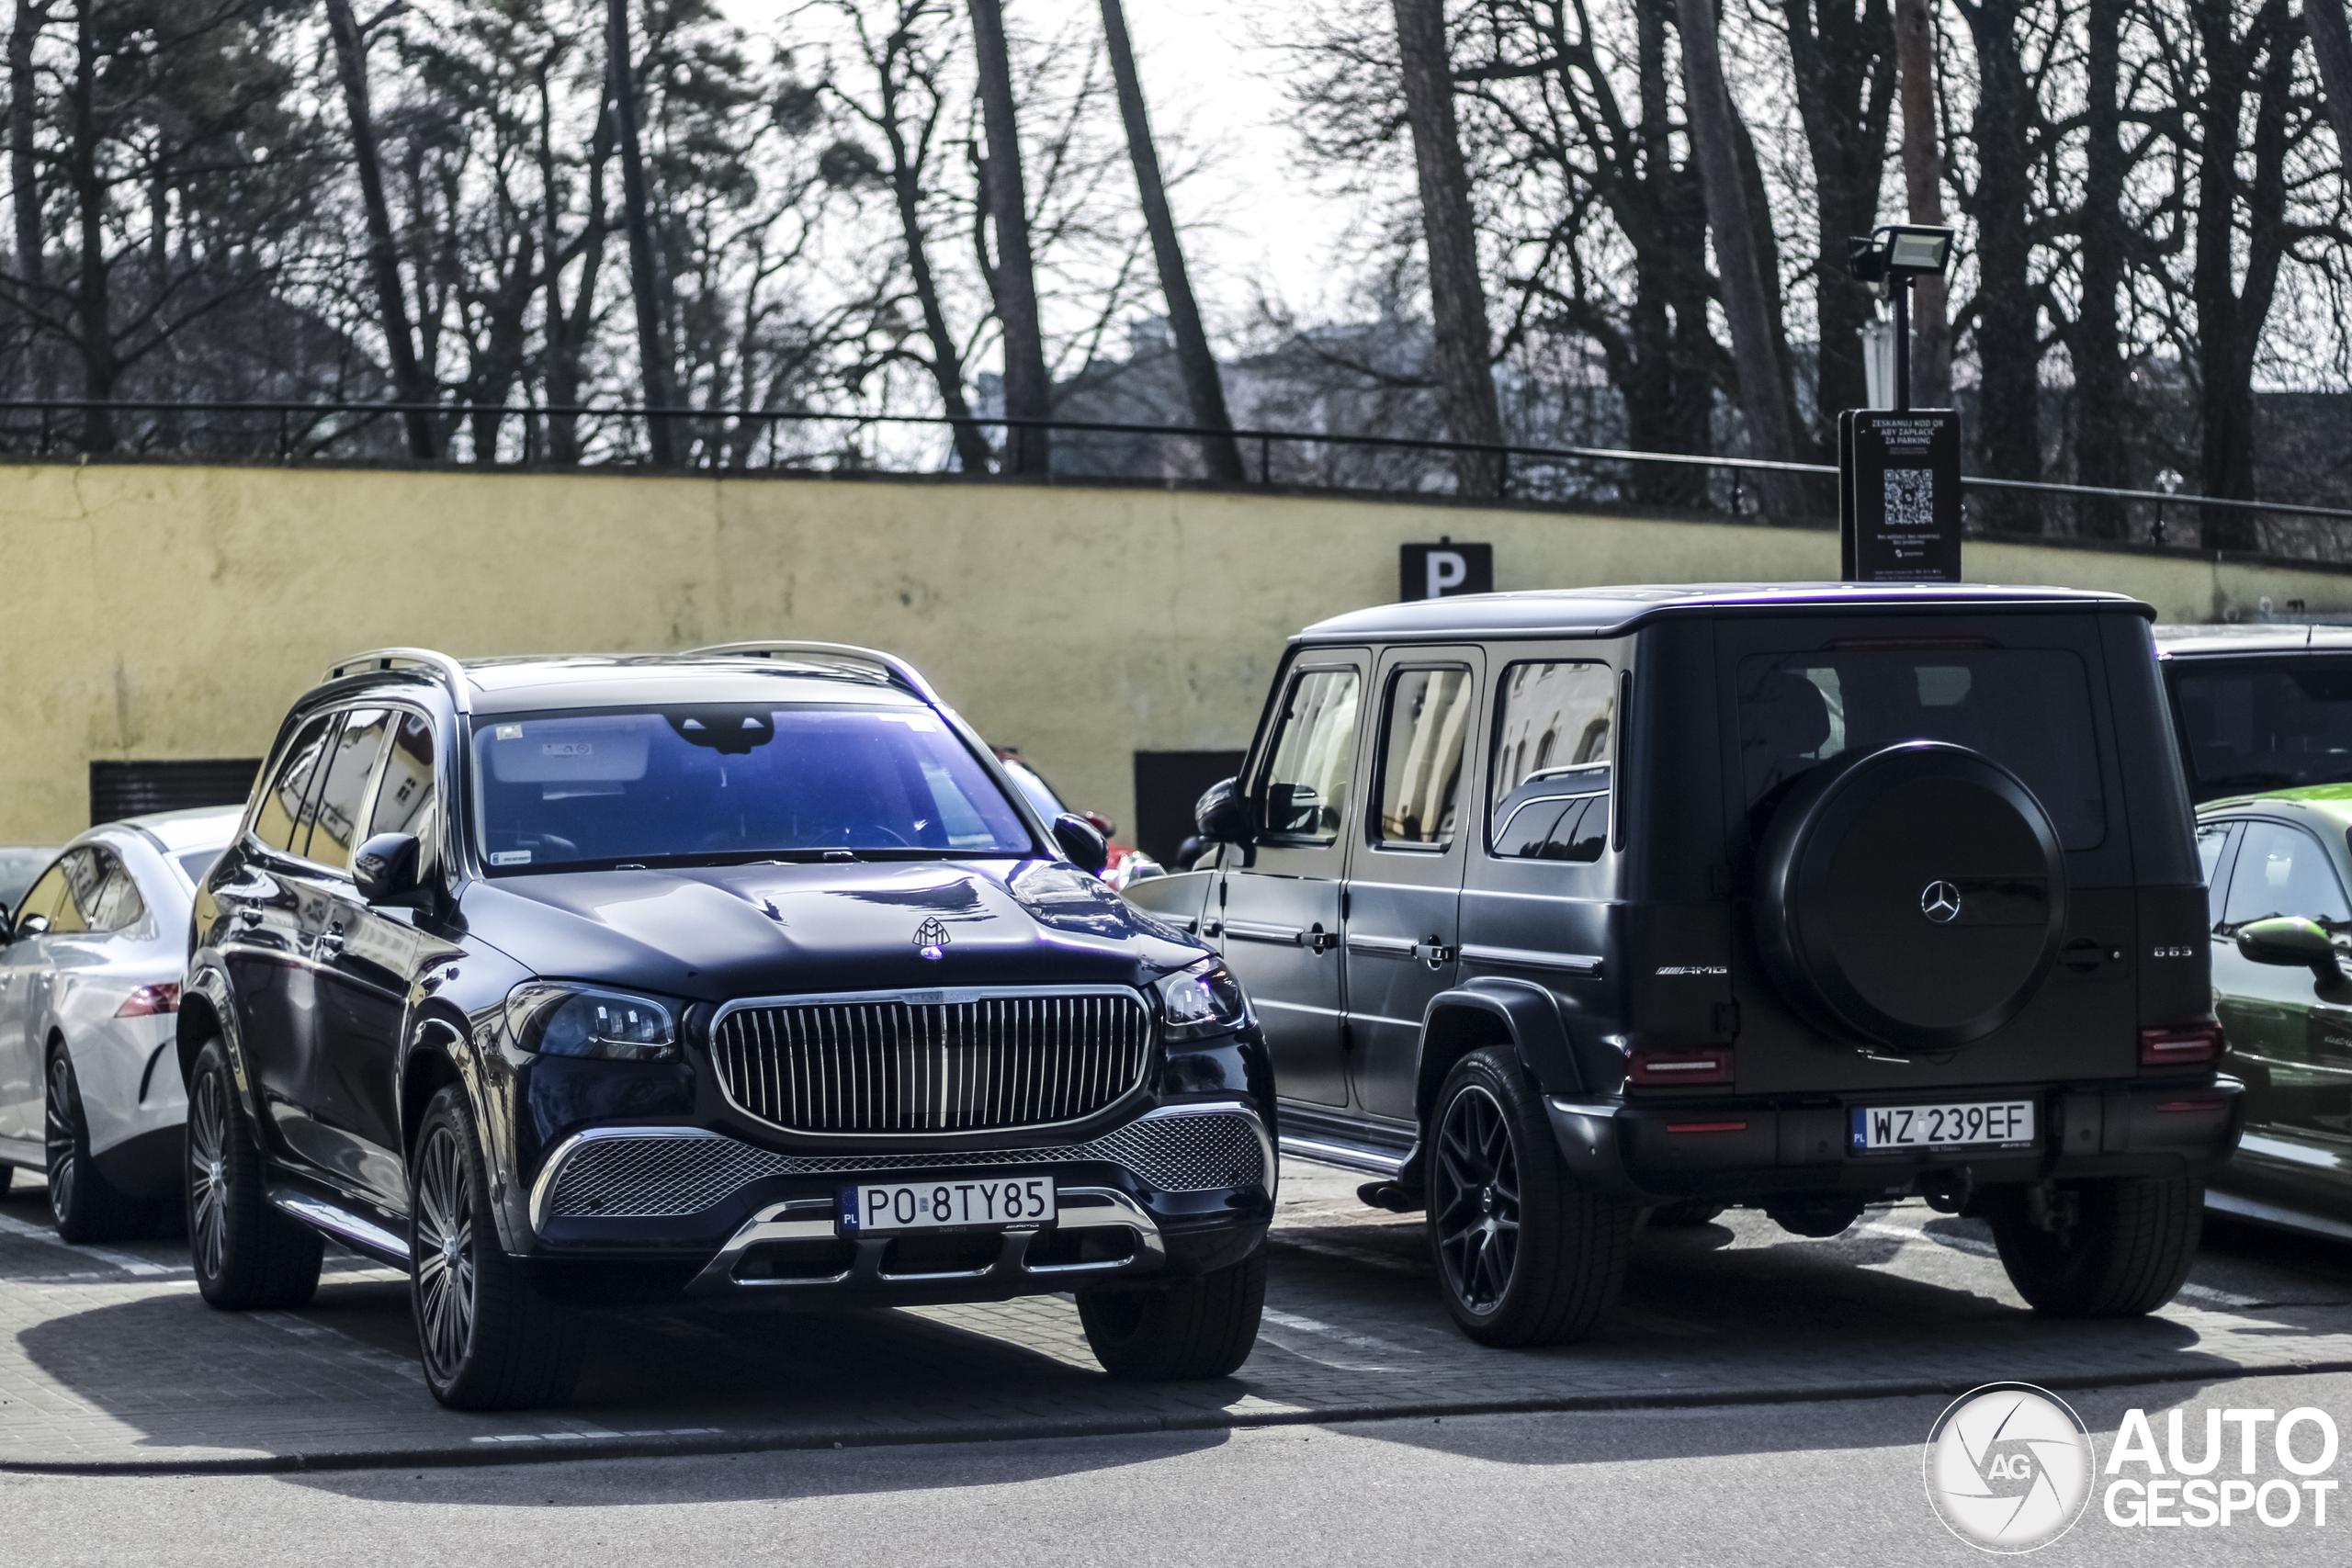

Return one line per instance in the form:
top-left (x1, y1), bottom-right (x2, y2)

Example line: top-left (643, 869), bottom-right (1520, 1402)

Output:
top-left (3, 396), bottom-right (2343, 547)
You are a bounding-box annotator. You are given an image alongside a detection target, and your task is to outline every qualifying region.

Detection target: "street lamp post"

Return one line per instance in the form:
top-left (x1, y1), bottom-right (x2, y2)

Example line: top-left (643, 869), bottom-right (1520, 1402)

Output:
top-left (1839, 224), bottom-right (1961, 581)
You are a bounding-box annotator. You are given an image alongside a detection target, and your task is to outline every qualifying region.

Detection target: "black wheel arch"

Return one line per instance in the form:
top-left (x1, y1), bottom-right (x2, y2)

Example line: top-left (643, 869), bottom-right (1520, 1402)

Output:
top-left (1416, 978), bottom-right (1587, 1122)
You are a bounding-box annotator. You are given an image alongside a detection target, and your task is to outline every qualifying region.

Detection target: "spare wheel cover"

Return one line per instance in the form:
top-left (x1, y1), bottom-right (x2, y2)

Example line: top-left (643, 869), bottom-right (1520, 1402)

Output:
top-left (1755, 740), bottom-right (2067, 1051)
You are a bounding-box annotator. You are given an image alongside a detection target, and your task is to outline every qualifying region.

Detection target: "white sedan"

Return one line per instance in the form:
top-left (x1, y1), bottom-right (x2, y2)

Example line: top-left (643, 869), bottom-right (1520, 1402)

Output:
top-left (0, 807), bottom-right (241, 1239)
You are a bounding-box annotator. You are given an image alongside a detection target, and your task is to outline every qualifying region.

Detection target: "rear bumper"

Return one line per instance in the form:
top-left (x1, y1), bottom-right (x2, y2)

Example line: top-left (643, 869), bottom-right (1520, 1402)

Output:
top-left (1545, 1079), bottom-right (2245, 1204)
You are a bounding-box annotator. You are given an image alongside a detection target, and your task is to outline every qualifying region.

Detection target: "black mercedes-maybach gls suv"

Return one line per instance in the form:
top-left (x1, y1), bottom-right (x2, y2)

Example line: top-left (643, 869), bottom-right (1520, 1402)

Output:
top-left (175, 643), bottom-right (1273, 1408)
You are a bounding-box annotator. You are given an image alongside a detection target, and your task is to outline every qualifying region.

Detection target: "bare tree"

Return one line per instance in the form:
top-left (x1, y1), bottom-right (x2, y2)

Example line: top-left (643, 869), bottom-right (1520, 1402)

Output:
top-left (608, 0), bottom-right (677, 462)
top-left (967, 0), bottom-right (1049, 473)
top-left (1891, 0), bottom-right (1949, 405)
top-left (1951, 0), bottom-right (2044, 529)
top-left (326, 0), bottom-right (434, 458)
top-left (1098, 0), bottom-right (1242, 480)
top-left (1677, 0), bottom-right (1805, 510)
top-left (1391, 0), bottom-right (1503, 494)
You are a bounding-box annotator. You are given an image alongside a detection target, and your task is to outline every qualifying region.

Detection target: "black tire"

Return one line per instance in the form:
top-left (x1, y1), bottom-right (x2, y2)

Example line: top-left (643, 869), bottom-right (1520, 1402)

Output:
top-left (1427, 1046), bottom-right (1634, 1348)
top-left (186, 1037), bottom-right (322, 1310)
top-left (47, 1045), bottom-right (145, 1243)
top-left (1987, 1176), bottom-right (2202, 1317)
top-left (1648, 1201), bottom-right (1727, 1228)
top-left (410, 1082), bottom-right (585, 1410)
top-left (1078, 1248), bottom-right (1266, 1381)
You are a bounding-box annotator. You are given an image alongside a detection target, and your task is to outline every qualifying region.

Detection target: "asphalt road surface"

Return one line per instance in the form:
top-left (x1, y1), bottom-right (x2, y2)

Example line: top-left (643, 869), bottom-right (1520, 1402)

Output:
top-left (2, 1371), bottom-right (2346, 1567)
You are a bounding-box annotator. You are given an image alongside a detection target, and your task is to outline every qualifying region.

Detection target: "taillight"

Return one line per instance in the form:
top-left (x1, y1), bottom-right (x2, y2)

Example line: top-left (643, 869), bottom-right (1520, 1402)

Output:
top-left (1629, 1046), bottom-right (1734, 1086)
top-left (2140, 1023), bottom-right (2222, 1067)
top-left (115, 983), bottom-right (180, 1019)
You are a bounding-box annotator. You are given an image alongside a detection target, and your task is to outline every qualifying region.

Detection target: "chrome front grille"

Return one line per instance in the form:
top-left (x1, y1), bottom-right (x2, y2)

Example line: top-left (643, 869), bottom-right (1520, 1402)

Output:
top-left (711, 989), bottom-right (1153, 1134)
top-left (537, 1109), bottom-right (1269, 1221)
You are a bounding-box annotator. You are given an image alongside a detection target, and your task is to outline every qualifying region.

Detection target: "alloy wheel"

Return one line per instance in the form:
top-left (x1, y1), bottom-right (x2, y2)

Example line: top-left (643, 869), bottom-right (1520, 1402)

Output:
top-left (44, 1054), bottom-right (77, 1225)
top-left (187, 1067), bottom-right (231, 1281)
top-left (413, 1124), bottom-right (477, 1382)
top-left (1432, 1083), bottom-right (1521, 1314)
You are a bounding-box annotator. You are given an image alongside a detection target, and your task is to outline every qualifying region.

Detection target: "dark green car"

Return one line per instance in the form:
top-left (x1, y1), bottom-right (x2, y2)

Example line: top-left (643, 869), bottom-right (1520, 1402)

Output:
top-left (2199, 787), bottom-right (2352, 1241)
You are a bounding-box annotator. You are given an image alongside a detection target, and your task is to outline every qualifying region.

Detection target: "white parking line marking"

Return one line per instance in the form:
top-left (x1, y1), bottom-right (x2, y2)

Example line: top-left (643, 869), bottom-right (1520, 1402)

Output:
top-left (0, 1211), bottom-right (174, 1275)
top-left (1261, 1307), bottom-right (1423, 1357)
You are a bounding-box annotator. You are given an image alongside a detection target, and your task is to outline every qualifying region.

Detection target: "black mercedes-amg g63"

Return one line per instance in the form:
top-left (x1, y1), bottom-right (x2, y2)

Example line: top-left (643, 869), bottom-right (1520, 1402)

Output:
top-left (177, 644), bottom-right (1272, 1408)
top-left (1125, 583), bottom-right (2241, 1348)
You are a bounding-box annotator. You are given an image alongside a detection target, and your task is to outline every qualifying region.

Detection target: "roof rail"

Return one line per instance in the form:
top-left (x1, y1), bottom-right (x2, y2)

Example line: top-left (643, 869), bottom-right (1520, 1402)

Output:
top-left (321, 648), bottom-right (474, 714)
top-left (680, 641), bottom-right (941, 704)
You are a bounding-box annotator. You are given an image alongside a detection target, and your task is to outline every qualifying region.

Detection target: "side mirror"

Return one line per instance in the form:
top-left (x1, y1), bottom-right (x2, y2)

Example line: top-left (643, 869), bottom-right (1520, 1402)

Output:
top-left (354, 832), bottom-right (425, 906)
top-left (2235, 916), bottom-right (2344, 981)
top-left (1051, 814), bottom-right (1110, 877)
top-left (1194, 776), bottom-right (1253, 845)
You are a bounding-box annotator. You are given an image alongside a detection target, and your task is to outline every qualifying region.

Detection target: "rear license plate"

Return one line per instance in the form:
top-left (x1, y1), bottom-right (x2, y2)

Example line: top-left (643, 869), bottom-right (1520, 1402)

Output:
top-left (842, 1177), bottom-right (1057, 1235)
top-left (1850, 1101), bottom-right (2037, 1153)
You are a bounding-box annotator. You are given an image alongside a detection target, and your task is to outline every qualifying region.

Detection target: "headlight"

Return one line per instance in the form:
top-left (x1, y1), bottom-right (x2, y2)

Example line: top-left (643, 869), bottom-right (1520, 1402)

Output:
top-left (1152, 958), bottom-right (1250, 1039)
top-left (504, 983), bottom-right (679, 1062)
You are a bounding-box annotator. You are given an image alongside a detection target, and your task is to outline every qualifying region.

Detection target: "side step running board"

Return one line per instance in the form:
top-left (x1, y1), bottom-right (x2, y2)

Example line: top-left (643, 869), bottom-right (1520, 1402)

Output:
top-left (1278, 1133), bottom-right (1411, 1179)
top-left (267, 1187), bottom-right (413, 1268)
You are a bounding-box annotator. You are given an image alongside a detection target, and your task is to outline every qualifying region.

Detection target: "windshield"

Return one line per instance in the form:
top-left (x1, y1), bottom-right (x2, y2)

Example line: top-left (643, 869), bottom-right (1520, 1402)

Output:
top-left (470, 705), bottom-right (1035, 872)
top-left (2170, 659), bottom-right (2352, 803)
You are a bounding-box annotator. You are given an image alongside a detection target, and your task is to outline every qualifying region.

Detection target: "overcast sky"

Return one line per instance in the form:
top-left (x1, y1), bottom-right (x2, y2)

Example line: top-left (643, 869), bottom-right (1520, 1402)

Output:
top-left (718, 0), bottom-right (1361, 340)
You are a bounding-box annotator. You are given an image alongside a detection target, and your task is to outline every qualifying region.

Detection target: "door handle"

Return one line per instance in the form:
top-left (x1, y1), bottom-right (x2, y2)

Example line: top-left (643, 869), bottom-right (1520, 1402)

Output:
top-left (1306, 923), bottom-right (1338, 954)
top-left (235, 907), bottom-right (263, 929)
top-left (316, 924), bottom-right (346, 955)
top-left (1414, 939), bottom-right (1456, 968)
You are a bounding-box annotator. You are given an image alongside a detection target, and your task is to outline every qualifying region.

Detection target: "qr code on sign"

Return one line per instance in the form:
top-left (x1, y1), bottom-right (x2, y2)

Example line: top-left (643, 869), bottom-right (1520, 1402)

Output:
top-left (1883, 468), bottom-right (1935, 529)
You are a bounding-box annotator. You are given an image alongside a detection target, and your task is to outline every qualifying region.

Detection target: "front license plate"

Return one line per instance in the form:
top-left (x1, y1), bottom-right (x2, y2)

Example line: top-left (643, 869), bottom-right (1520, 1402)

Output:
top-left (1850, 1100), bottom-right (2037, 1153)
top-left (842, 1177), bottom-right (1057, 1235)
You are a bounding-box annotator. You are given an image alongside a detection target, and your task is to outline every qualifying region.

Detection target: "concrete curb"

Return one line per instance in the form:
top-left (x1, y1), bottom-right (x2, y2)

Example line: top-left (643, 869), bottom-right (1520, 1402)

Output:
top-left (10, 1357), bottom-right (2348, 1477)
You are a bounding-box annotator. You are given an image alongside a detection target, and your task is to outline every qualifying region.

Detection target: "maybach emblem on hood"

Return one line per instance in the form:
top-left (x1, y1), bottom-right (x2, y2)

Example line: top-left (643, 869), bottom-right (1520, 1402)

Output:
top-left (914, 917), bottom-right (952, 959)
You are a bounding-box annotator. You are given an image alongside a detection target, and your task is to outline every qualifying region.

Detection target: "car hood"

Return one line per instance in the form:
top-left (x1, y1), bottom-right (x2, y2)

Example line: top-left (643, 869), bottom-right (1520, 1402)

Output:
top-left (458, 858), bottom-right (1209, 1003)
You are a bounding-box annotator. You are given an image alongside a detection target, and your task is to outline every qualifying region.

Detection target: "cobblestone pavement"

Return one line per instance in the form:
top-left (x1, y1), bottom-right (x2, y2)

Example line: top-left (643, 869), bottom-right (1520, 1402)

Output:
top-left (3, 1162), bottom-right (2349, 1473)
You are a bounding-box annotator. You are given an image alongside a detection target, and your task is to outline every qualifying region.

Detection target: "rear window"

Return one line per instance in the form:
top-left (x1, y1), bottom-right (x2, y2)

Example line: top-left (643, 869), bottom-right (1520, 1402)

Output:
top-left (1735, 648), bottom-right (2106, 849)
top-left (2170, 660), bottom-right (2352, 802)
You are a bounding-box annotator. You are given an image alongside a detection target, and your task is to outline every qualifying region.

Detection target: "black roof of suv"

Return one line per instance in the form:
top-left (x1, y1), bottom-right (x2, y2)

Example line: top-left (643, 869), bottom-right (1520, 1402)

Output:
top-left (1128, 581), bottom-right (2241, 1348)
top-left (175, 643), bottom-right (1275, 1407)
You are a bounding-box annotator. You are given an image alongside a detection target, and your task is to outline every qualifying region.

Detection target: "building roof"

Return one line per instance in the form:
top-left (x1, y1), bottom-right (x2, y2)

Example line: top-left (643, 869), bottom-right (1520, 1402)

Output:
top-left (1300, 582), bottom-right (2146, 643)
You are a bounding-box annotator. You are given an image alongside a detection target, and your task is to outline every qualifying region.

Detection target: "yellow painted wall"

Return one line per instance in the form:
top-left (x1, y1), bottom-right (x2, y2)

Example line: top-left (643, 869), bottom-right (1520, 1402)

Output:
top-left (4, 460), bottom-right (2348, 847)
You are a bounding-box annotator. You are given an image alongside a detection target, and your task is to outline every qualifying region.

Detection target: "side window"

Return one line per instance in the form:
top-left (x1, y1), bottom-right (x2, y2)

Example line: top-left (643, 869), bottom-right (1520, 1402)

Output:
top-left (2196, 822), bottom-right (2233, 928)
top-left (1490, 661), bottom-right (1615, 854)
top-left (253, 713), bottom-right (338, 852)
top-left (365, 710), bottom-right (438, 850)
top-left (10, 860), bottom-right (74, 933)
top-left (1375, 666), bottom-right (1476, 847)
top-left (2223, 821), bottom-right (2352, 928)
top-left (41, 850), bottom-right (95, 935)
top-left (304, 708), bottom-right (392, 870)
top-left (84, 849), bottom-right (146, 931)
top-left (1258, 668), bottom-right (1361, 841)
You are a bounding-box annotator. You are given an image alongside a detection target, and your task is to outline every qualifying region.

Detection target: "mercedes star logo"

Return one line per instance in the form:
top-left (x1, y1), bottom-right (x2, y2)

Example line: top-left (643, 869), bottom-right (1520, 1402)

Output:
top-left (1920, 881), bottom-right (1963, 924)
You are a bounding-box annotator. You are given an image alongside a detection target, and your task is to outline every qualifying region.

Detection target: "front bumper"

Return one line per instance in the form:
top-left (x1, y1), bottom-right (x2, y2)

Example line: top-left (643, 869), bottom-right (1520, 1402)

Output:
top-left (519, 1100), bottom-right (1273, 1305)
top-left (1545, 1079), bottom-right (2245, 1204)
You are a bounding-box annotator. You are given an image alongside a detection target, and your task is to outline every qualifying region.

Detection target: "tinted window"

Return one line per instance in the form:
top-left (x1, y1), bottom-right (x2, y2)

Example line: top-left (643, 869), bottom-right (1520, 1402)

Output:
top-left (1491, 662), bottom-right (1613, 807)
top-left (1493, 790), bottom-right (1610, 862)
top-left (2173, 660), bottom-right (2352, 801)
top-left (1736, 649), bottom-right (2107, 850)
top-left (253, 713), bottom-right (337, 852)
top-left (1259, 669), bottom-right (1360, 840)
top-left (83, 849), bottom-right (145, 931)
top-left (305, 708), bottom-right (391, 869)
top-left (367, 710), bottom-right (439, 861)
top-left (471, 705), bottom-right (1033, 871)
top-left (2223, 821), bottom-right (2351, 927)
top-left (1376, 667), bottom-right (1475, 846)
